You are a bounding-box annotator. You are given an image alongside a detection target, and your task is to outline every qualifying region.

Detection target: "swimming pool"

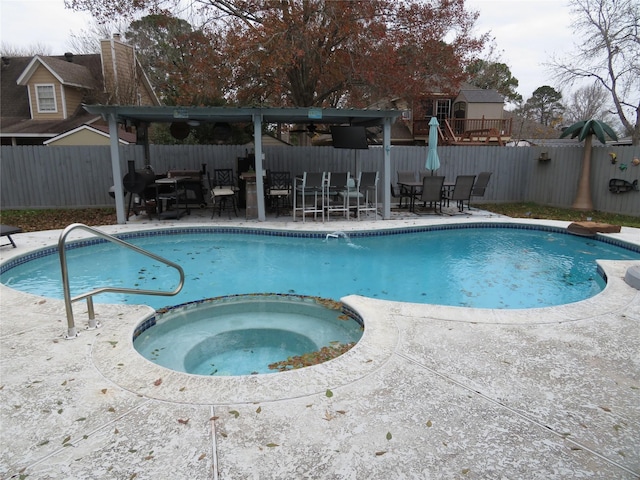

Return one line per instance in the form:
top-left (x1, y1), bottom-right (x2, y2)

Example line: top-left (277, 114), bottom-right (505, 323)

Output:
top-left (2, 223), bottom-right (639, 309)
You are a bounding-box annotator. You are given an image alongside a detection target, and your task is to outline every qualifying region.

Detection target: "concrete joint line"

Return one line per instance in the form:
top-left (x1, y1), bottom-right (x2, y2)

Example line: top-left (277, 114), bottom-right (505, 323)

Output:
top-left (396, 352), bottom-right (639, 477)
top-left (210, 405), bottom-right (219, 480)
top-left (22, 399), bottom-right (154, 473)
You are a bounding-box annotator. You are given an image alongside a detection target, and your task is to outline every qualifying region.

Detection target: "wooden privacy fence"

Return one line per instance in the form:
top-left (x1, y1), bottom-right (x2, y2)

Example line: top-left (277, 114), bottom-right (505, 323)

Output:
top-left (1, 144), bottom-right (638, 216)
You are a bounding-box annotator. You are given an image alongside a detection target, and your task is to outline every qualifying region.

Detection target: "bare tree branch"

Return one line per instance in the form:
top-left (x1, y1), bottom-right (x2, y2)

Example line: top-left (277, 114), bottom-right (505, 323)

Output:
top-left (548, 0), bottom-right (639, 143)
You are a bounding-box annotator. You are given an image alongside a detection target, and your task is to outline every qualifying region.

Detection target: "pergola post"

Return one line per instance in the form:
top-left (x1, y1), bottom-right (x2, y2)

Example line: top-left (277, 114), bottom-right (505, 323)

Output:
top-left (253, 113), bottom-right (266, 221)
top-left (107, 112), bottom-right (126, 224)
top-left (382, 117), bottom-right (392, 220)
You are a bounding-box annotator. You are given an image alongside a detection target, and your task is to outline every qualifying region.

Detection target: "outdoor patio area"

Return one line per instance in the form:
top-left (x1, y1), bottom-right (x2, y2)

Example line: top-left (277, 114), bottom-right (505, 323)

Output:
top-left (1, 206), bottom-right (639, 479)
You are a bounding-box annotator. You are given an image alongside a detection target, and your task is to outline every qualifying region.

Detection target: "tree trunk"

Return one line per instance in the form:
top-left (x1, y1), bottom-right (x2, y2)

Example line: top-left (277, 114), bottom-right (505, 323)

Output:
top-left (633, 103), bottom-right (640, 146)
top-left (572, 134), bottom-right (594, 210)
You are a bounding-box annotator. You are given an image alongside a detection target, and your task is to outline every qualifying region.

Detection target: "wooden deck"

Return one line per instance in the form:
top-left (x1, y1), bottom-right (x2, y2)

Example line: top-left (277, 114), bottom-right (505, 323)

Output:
top-left (413, 118), bottom-right (512, 146)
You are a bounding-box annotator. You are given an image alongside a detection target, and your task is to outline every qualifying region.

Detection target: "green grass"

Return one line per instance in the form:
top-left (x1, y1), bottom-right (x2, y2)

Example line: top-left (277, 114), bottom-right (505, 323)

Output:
top-left (475, 203), bottom-right (640, 228)
top-left (1, 204), bottom-right (639, 231)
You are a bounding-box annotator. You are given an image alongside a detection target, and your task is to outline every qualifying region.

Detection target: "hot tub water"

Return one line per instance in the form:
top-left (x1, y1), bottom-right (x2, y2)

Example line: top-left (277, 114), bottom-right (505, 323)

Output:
top-left (133, 294), bottom-right (363, 376)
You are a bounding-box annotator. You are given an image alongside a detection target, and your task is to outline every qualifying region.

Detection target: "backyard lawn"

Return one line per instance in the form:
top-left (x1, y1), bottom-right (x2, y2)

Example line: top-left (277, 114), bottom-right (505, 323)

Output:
top-left (475, 202), bottom-right (640, 228)
top-left (1, 203), bottom-right (639, 232)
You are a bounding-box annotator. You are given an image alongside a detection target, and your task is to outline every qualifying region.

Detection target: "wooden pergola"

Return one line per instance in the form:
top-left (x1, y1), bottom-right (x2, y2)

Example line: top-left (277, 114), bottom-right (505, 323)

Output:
top-left (83, 105), bottom-right (402, 224)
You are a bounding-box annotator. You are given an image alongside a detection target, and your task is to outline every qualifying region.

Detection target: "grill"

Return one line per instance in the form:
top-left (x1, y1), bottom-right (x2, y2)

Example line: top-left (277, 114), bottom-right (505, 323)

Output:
top-left (166, 168), bottom-right (207, 208)
top-left (120, 161), bottom-right (159, 217)
top-left (123, 164), bottom-right (156, 196)
top-left (111, 162), bottom-right (208, 218)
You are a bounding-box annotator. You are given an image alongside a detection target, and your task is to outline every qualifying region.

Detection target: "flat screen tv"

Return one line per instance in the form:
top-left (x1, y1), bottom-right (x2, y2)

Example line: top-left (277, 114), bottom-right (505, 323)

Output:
top-left (330, 126), bottom-right (369, 149)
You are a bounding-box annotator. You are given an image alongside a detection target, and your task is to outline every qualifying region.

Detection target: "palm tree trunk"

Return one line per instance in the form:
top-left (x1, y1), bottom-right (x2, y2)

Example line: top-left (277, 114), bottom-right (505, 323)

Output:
top-left (572, 134), bottom-right (594, 210)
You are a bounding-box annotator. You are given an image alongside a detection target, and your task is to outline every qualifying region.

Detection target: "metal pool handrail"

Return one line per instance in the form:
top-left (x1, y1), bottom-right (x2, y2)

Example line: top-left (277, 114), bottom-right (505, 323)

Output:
top-left (58, 223), bottom-right (185, 339)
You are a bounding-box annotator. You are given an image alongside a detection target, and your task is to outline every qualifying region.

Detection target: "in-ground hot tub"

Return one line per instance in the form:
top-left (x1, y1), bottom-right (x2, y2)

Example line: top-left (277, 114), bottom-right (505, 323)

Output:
top-left (133, 294), bottom-right (364, 376)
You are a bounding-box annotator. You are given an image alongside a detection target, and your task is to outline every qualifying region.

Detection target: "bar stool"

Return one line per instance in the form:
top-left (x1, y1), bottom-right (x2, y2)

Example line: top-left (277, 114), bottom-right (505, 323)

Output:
top-left (292, 172), bottom-right (325, 222)
top-left (356, 171), bottom-right (379, 220)
top-left (207, 171), bottom-right (238, 218)
top-left (325, 171), bottom-right (351, 221)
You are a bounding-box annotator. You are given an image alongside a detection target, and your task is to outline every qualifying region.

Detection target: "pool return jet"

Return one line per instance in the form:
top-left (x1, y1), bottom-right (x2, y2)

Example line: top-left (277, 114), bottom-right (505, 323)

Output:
top-left (325, 231), bottom-right (362, 249)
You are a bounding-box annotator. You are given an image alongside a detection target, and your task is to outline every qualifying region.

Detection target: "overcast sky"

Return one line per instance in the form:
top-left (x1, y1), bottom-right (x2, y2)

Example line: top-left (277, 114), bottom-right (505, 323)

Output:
top-left (466, 0), bottom-right (575, 99)
top-left (1, 0), bottom-right (576, 101)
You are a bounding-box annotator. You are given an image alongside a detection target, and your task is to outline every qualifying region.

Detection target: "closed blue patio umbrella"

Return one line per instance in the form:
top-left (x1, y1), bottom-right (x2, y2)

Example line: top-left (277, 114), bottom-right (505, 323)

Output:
top-left (425, 117), bottom-right (440, 174)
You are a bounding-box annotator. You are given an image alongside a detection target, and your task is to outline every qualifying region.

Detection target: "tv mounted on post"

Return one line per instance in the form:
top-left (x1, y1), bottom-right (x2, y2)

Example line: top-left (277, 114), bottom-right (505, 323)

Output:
top-left (330, 126), bottom-right (369, 149)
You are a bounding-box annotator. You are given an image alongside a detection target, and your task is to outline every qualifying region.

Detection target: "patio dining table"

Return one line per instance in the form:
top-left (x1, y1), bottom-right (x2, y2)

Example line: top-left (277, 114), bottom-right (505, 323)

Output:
top-left (398, 180), bottom-right (423, 212)
top-left (399, 180), bottom-right (456, 211)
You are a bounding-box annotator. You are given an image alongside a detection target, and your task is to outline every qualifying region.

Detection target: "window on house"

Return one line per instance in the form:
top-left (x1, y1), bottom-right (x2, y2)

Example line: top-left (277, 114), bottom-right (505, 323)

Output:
top-left (435, 100), bottom-right (451, 123)
top-left (421, 99), bottom-right (452, 122)
top-left (420, 99), bottom-right (434, 118)
top-left (453, 101), bottom-right (467, 134)
top-left (453, 102), bottom-right (466, 118)
top-left (36, 84), bottom-right (57, 112)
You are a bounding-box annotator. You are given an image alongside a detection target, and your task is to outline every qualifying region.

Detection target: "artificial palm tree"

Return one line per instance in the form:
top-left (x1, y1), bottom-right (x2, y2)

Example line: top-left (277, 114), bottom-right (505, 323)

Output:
top-left (560, 119), bottom-right (618, 211)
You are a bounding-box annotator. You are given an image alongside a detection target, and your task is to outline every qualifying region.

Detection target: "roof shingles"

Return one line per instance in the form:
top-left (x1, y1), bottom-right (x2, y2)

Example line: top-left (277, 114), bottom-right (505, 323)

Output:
top-left (1, 54), bottom-right (109, 142)
top-left (38, 56), bottom-right (98, 89)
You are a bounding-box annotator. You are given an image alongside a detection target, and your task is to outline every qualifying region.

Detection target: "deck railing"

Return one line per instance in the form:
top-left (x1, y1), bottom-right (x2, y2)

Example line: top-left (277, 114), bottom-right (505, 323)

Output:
top-left (413, 117), bottom-right (513, 138)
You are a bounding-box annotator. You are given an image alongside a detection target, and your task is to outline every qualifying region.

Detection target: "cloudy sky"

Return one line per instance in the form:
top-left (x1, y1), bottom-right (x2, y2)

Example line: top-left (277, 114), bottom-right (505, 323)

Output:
top-left (1, 0), bottom-right (576, 101)
top-left (466, 0), bottom-right (575, 99)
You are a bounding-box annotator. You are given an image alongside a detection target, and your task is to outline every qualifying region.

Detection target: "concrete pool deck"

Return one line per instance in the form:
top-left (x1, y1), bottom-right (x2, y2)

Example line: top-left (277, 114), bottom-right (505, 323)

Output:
top-left (1, 207), bottom-right (639, 479)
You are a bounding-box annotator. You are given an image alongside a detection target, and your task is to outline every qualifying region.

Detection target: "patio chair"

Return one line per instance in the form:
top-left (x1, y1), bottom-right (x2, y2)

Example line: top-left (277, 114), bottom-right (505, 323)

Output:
top-left (416, 170), bottom-right (435, 207)
top-left (292, 172), bottom-right (325, 222)
top-left (213, 169), bottom-right (239, 192)
top-left (208, 171), bottom-right (238, 218)
top-left (356, 171), bottom-right (379, 220)
top-left (325, 171), bottom-right (351, 221)
top-left (1, 224), bottom-right (22, 248)
top-left (266, 170), bottom-right (292, 217)
top-left (416, 176), bottom-right (445, 214)
top-left (397, 170), bottom-right (417, 208)
top-left (418, 170), bottom-right (431, 183)
top-left (471, 171), bottom-right (492, 198)
top-left (390, 182), bottom-right (404, 208)
top-left (450, 175), bottom-right (476, 212)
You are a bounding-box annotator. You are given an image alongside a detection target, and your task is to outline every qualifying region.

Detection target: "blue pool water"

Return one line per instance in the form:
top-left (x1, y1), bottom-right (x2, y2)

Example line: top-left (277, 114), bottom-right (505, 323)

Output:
top-left (2, 225), bottom-right (639, 309)
top-left (133, 294), bottom-right (363, 376)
